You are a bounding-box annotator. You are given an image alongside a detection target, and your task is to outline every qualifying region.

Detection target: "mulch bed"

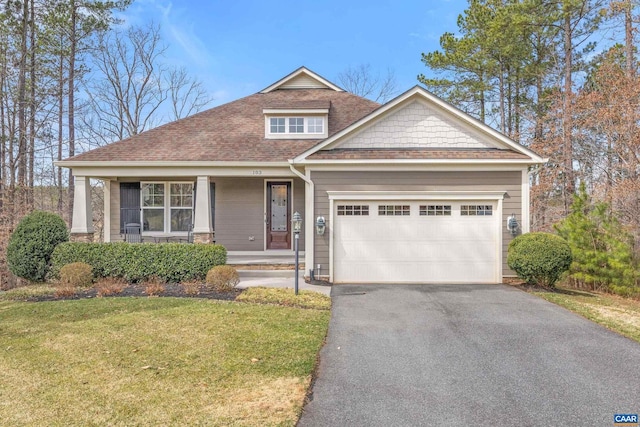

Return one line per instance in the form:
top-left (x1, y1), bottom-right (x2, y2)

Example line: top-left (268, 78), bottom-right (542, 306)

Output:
top-left (24, 283), bottom-right (242, 303)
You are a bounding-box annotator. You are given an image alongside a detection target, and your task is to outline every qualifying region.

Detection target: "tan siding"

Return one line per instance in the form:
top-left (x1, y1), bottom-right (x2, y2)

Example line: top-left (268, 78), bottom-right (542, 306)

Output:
top-left (311, 170), bottom-right (522, 279)
top-left (280, 74), bottom-right (328, 90)
top-left (108, 176), bottom-right (305, 251)
top-left (110, 182), bottom-right (121, 242)
top-left (213, 177), bottom-right (305, 251)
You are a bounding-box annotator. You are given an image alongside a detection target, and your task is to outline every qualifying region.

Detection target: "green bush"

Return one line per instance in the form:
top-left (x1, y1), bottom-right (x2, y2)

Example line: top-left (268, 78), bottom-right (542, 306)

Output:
top-left (205, 265), bottom-right (239, 292)
top-left (507, 232), bottom-right (572, 288)
top-left (59, 262), bottom-right (93, 288)
top-left (50, 242), bottom-right (226, 283)
top-left (7, 211), bottom-right (68, 282)
top-left (555, 184), bottom-right (639, 295)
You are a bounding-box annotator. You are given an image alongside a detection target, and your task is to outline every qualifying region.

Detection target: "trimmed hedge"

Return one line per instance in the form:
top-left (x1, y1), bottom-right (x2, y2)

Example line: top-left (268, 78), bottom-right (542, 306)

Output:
top-left (7, 211), bottom-right (68, 282)
top-left (51, 242), bottom-right (227, 283)
top-left (507, 232), bottom-right (572, 288)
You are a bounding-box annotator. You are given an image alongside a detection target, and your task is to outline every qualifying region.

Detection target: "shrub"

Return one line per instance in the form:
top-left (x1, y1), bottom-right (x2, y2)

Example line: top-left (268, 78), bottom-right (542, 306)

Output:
top-left (507, 232), bottom-right (572, 288)
top-left (51, 242), bottom-right (226, 283)
top-left (181, 281), bottom-right (201, 296)
top-left (555, 184), bottom-right (639, 295)
top-left (59, 262), bottom-right (93, 289)
top-left (95, 277), bottom-right (127, 297)
top-left (143, 276), bottom-right (165, 296)
top-left (54, 284), bottom-right (76, 298)
top-left (7, 211), bottom-right (68, 282)
top-left (205, 265), bottom-right (239, 292)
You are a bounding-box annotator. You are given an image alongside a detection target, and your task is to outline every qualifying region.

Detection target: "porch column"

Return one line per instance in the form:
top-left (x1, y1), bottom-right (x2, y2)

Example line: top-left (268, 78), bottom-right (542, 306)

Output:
top-left (193, 176), bottom-right (212, 243)
top-left (70, 176), bottom-right (94, 242)
top-left (103, 180), bottom-right (111, 242)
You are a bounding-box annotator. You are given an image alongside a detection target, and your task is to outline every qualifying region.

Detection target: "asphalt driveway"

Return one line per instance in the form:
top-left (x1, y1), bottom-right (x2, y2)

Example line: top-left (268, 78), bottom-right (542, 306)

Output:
top-left (299, 284), bottom-right (640, 426)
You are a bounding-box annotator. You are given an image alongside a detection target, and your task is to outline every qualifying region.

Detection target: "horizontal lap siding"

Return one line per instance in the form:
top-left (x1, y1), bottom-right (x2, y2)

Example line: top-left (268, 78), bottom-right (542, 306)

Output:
top-left (214, 177), bottom-right (305, 251)
top-left (110, 181), bottom-right (121, 242)
top-left (311, 170), bottom-right (522, 278)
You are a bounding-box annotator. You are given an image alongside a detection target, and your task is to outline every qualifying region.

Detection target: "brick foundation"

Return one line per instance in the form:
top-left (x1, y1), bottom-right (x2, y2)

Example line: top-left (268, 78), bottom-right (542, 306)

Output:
top-left (70, 232), bottom-right (94, 243)
top-left (193, 233), bottom-right (213, 244)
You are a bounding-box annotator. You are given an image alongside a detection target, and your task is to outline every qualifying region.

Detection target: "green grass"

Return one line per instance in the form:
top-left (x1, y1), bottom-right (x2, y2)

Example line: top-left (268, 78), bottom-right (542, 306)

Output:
top-left (0, 284), bottom-right (56, 301)
top-left (236, 287), bottom-right (331, 310)
top-left (0, 297), bottom-right (330, 426)
top-left (534, 288), bottom-right (640, 343)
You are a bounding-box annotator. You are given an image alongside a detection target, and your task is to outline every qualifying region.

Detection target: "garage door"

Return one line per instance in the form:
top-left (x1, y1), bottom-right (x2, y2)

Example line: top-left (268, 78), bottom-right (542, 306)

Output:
top-left (333, 201), bottom-right (499, 284)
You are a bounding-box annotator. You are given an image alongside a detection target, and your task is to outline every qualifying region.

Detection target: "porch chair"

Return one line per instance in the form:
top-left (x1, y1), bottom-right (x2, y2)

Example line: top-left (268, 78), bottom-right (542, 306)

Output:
top-left (179, 224), bottom-right (194, 244)
top-left (124, 223), bottom-right (142, 243)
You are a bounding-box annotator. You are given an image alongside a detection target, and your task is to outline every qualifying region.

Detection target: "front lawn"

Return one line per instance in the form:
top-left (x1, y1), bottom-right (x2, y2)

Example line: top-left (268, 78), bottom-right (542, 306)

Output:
top-left (534, 289), bottom-right (640, 343)
top-left (0, 297), bottom-right (330, 426)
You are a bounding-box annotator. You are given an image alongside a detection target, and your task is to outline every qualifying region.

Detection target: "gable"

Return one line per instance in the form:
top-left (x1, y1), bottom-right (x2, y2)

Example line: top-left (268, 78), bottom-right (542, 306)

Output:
top-left (337, 100), bottom-right (499, 150)
top-left (279, 73), bottom-right (332, 90)
top-left (260, 66), bottom-right (344, 93)
top-left (293, 86), bottom-right (546, 164)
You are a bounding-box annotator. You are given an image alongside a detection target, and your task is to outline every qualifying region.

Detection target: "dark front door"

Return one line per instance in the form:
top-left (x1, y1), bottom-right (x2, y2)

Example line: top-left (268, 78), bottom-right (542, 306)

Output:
top-left (267, 182), bottom-right (291, 249)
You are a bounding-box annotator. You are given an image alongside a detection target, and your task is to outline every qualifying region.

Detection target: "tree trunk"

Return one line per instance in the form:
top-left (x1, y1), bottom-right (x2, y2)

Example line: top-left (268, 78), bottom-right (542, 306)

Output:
top-left (67, 0), bottom-right (76, 224)
top-left (625, 0), bottom-right (634, 78)
top-left (563, 9), bottom-right (575, 213)
top-left (57, 34), bottom-right (64, 216)
top-left (16, 0), bottom-right (29, 210)
top-left (28, 0), bottom-right (36, 208)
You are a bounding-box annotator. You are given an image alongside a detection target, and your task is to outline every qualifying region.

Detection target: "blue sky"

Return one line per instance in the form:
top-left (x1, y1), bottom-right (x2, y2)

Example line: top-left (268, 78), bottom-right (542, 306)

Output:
top-left (122, 0), bottom-right (468, 106)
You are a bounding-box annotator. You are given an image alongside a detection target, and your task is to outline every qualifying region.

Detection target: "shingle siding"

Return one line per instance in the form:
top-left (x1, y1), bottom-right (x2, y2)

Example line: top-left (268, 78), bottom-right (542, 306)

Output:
top-left (340, 100), bottom-right (498, 150)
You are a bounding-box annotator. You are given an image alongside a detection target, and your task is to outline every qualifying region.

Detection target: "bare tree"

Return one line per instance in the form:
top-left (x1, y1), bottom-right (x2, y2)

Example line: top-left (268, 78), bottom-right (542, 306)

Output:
top-left (86, 23), bottom-right (168, 142)
top-left (337, 64), bottom-right (398, 103)
top-left (167, 66), bottom-right (213, 121)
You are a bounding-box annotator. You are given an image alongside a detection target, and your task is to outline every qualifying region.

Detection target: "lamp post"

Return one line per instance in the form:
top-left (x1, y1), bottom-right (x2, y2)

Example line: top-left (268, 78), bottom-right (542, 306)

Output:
top-left (292, 211), bottom-right (302, 295)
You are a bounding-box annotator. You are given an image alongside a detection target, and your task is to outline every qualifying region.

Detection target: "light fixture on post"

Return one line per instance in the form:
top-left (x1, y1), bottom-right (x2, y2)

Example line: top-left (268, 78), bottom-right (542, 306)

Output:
top-left (292, 211), bottom-right (302, 295)
top-left (507, 213), bottom-right (519, 235)
top-left (315, 216), bottom-right (326, 235)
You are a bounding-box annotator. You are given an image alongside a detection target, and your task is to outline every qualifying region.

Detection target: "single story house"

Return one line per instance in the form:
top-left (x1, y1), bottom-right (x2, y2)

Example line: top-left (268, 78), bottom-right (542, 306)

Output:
top-left (58, 67), bottom-right (545, 284)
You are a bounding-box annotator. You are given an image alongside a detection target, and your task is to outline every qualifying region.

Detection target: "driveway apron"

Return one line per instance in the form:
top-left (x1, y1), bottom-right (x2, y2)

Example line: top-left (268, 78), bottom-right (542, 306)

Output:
top-left (298, 284), bottom-right (640, 427)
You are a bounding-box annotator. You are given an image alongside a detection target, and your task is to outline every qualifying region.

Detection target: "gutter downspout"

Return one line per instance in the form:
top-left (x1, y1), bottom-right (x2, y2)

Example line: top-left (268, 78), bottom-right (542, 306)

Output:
top-left (289, 161), bottom-right (314, 282)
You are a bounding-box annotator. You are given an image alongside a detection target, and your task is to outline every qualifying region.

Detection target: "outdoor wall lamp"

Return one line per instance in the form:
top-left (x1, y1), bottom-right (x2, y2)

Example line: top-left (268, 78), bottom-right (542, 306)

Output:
top-left (507, 213), bottom-right (519, 235)
top-left (315, 216), bottom-right (326, 235)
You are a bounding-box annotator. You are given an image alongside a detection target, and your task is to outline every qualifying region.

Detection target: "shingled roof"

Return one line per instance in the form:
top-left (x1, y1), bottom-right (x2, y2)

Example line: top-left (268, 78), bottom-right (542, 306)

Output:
top-left (66, 89), bottom-right (380, 163)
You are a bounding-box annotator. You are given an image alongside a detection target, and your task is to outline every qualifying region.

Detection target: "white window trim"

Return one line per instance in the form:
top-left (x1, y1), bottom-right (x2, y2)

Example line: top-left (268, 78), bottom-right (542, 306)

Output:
top-left (141, 181), bottom-right (194, 236)
top-left (265, 115), bottom-right (328, 139)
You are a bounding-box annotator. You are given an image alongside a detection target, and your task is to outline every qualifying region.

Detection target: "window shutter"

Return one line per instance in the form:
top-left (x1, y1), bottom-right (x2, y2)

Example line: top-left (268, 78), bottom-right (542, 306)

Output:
top-left (120, 182), bottom-right (141, 233)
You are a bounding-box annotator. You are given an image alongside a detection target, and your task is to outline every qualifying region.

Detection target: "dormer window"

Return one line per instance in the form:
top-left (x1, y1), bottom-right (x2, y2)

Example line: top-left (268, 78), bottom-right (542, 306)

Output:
top-left (308, 117), bottom-right (324, 133)
top-left (289, 118), bottom-right (304, 133)
top-left (270, 118), bottom-right (285, 133)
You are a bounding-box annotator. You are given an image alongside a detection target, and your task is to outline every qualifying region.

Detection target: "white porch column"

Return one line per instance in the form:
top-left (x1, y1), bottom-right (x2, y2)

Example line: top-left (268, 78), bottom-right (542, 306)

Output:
top-left (193, 176), bottom-right (212, 242)
top-left (70, 176), bottom-right (94, 241)
top-left (103, 180), bottom-right (111, 242)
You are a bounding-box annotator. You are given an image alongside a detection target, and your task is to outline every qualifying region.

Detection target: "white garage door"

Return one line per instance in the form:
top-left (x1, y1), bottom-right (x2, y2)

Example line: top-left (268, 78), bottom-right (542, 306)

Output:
top-left (333, 201), bottom-right (499, 284)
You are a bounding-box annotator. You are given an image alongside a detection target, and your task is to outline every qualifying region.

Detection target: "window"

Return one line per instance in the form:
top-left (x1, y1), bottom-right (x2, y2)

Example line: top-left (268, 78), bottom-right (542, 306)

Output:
top-left (289, 117), bottom-right (304, 133)
top-left (170, 183), bottom-right (193, 232)
top-left (142, 183), bottom-right (165, 232)
top-left (266, 116), bottom-right (325, 136)
top-left (270, 117), bottom-right (285, 133)
top-left (141, 182), bottom-right (194, 232)
top-left (378, 205), bottom-right (410, 216)
top-left (337, 205), bottom-right (369, 216)
top-left (308, 117), bottom-right (324, 133)
top-left (461, 205), bottom-right (493, 216)
top-left (420, 205), bottom-right (452, 216)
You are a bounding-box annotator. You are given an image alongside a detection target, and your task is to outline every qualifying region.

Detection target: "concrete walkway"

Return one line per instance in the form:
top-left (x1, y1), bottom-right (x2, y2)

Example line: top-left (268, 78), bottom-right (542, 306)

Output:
top-left (236, 273), bottom-right (331, 296)
top-left (299, 284), bottom-right (640, 426)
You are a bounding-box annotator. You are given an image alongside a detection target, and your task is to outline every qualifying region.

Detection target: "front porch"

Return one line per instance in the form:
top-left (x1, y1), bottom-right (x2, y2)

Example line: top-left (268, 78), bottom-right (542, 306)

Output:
top-left (69, 173), bottom-right (308, 251)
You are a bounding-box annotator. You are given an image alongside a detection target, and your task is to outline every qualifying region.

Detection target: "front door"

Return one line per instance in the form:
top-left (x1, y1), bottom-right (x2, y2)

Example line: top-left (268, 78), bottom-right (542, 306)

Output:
top-left (266, 182), bottom-right (291, 249)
